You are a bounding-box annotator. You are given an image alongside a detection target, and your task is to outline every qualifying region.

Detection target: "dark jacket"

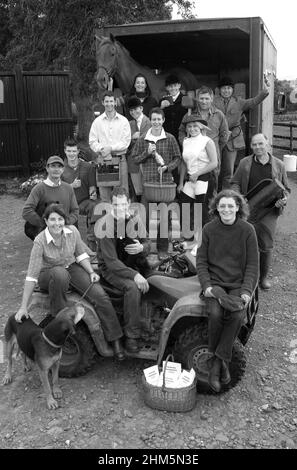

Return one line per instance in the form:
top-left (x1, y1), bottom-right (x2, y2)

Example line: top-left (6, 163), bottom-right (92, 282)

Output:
top-left (214, 88), bottom-right (269, 150)
top-left (231, 153), bottom-right (290, 197)
top-left (97, 212), bottom-right (151, 279)
top-left (160, 93), bottom-right (187, 142)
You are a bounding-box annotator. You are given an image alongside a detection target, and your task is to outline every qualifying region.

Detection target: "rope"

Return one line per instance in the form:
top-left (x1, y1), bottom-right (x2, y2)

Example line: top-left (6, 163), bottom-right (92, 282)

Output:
top-left (75, 282), bottom-right (94, 304)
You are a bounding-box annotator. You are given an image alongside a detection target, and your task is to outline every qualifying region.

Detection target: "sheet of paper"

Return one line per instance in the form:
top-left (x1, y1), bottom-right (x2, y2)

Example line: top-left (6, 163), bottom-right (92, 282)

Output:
top-left (143, 365), bottom-right (160, 386)
top-left (182, 180), bottom-right (208, 198)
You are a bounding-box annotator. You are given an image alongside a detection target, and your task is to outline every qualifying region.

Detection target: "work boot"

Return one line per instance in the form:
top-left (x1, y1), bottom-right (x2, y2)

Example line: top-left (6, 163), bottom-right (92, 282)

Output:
top-left (259, 251), bottom-right (272, 290)
top-left (221, 360), bottom-right (231, 385)
top-left (111, 339), bottom-right (125, 361)
top-left (125, 337), bottom-right (140, 353)
top-left (208, 356), bottom-right (222, 393)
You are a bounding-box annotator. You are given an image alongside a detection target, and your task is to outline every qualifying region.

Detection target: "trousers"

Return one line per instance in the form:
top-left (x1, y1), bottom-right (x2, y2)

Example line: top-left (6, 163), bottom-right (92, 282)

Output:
top-left (38, 264), bottom-right (123, 342)
top-left (101, 270), bottom-right (144, 339)
top-left (205, 287), bottom-right (246, 362)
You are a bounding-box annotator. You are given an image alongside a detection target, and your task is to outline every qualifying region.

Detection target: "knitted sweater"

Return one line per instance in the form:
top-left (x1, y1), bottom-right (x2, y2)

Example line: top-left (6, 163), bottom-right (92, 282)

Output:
top-left (196, 217), bottom-right (259, 295)
top-left (22, 181), bottom-right (79, 229)
top-left (62, 160), bottom-right (96, 205)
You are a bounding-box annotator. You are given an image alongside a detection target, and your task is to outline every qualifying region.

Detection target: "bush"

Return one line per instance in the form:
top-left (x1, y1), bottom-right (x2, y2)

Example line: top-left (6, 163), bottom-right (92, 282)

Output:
top-left (20, 174), bottom-right (45, 197)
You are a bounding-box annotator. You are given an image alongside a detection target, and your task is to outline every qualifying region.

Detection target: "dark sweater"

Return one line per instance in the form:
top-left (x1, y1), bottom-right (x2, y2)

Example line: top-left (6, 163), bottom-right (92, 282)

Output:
top-left (62, 160), bottom-right (96, 205)
top-left (97, 212), bottom-right (151, 280)
top-left (22, 181), bottom-right (79, 230)
top-left (196, 217), bottom-right (259, 295)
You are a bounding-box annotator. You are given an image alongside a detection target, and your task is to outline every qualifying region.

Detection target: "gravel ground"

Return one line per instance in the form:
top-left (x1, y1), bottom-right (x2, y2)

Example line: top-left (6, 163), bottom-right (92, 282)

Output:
top-left (0, 175), bottom-right (296, 450)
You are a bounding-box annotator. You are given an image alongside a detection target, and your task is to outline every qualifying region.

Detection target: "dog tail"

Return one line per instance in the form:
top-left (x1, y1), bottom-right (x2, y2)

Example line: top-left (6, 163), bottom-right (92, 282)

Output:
top-left (4, 315), bottom-right (18, 341)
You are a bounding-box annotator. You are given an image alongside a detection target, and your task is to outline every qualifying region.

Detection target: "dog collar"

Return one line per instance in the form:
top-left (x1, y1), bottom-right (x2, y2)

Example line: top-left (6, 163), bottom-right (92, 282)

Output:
top-left (42, 331), bottom-right (62, 349)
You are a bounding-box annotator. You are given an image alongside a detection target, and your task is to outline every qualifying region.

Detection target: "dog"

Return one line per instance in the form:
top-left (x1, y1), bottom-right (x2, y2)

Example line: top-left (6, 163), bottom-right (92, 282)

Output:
top-left (2, 303), bottom-right (85, 409)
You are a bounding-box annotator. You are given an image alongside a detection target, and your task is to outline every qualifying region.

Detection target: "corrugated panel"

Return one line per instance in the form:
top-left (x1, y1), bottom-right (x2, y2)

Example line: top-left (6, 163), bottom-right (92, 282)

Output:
top-left (0, 124), bottom-right (22, 166)
top-left (0, 75), bottom-right (18, 119)
top-left (24, 74), bottom-right (72, 119)
top-left (26, 122), bottom-right (73, 163)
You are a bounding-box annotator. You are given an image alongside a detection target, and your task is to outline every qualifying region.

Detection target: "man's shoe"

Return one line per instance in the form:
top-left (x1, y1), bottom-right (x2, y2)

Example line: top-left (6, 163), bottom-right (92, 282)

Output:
top-left (125, 337), bottom-right (140, 353)
top-left (221, 360), bottom-right (231, 385)
top-left (208, 356), bottom-right (222, 393)
top-left (111, 339), bottom-right (125, 361)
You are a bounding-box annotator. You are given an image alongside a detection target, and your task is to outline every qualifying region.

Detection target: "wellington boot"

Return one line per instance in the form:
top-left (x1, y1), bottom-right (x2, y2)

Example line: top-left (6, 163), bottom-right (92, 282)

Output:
top-left (259, 251), bottom-right (272, 290)
top-left (221, 360), bottom-right (231, 385)
top-left (208, 356), bottom-right (222, 393)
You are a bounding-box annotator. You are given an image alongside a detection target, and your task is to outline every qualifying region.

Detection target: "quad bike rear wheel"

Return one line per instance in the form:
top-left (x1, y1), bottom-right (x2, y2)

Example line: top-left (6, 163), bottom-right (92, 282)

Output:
top-left (173, 321), bottom-right (246, 393)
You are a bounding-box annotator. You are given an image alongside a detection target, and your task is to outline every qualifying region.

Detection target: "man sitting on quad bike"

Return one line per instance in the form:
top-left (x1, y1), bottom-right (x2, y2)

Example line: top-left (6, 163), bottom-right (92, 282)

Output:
top-left (95, 186), bottom-right (151, 358)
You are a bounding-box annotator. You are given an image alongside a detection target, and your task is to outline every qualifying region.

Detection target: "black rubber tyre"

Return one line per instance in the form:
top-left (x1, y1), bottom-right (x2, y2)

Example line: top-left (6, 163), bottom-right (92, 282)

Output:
top-left (172, 321), bottom-right (246, 393)
top-left (59, 321), bottom-right (98, 378)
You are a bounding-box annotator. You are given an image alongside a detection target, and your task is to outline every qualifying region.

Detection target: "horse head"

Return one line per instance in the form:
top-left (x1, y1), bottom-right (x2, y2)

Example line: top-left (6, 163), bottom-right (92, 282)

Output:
top-left (95, 34), bottom-right (118, 90)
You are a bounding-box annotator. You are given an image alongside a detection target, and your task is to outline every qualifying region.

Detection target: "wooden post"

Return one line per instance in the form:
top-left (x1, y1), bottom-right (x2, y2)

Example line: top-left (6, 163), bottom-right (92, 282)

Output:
top-left (14, 65), bottom-right (30, 176)
top-left (290, 122), bottom-right (293, 153)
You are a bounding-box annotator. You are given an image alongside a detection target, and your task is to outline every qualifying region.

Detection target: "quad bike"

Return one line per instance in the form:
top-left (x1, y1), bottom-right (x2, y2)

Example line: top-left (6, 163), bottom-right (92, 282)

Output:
top-left (28, 249), bottom-right (259, 393)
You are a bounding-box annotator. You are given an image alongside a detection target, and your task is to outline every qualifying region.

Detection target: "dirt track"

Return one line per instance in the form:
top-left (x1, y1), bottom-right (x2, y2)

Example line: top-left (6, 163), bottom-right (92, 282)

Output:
top-left (0, 174), bottom-right (296, 449)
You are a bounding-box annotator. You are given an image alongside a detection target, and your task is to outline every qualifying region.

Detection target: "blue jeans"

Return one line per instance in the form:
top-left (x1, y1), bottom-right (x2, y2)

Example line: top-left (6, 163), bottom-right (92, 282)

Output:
top-left (205, 288), bottom-right (246, 362)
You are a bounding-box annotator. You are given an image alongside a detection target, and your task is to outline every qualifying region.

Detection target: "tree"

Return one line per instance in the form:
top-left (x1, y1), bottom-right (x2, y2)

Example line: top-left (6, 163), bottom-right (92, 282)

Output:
top-left (0, 0), bottom-right (196, 140)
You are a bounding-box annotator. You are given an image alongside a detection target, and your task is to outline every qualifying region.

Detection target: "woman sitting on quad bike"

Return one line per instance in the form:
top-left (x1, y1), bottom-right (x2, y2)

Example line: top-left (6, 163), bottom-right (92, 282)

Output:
top-left (14, 203), bottom-right (126, 360)
top-left (196, 189), bottom-right (259, 393)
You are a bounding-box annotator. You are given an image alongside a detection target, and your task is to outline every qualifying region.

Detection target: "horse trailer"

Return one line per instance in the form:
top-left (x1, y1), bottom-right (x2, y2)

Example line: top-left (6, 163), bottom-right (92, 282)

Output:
top-left (96, 16), bottom-right (277, 149)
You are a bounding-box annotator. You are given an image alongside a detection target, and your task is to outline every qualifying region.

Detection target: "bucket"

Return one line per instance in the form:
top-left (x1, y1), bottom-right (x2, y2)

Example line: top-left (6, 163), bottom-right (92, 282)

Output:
top-left (283, 154), bottom-right (297, 172)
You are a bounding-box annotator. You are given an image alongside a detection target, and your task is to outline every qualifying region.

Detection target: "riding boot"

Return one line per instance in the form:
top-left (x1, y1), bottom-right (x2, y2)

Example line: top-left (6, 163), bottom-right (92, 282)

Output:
top-left (221, 360), bottom-right (231, 385)
top-left (259, 251), bottom-right (272, 290)
top-left (208, 356), bottom-right (222, 393)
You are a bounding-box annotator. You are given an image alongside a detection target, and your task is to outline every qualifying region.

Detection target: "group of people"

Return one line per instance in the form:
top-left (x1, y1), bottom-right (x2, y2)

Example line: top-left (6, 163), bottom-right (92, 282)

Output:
top-left (15, 71), bottom-right (290, 391)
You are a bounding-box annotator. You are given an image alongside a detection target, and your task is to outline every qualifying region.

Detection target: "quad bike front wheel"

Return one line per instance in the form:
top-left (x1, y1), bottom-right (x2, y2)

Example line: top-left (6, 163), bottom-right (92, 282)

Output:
top-left (173, 321), bottom-right (246, 393)
top-left (59, 321), bottom-right (98, 378)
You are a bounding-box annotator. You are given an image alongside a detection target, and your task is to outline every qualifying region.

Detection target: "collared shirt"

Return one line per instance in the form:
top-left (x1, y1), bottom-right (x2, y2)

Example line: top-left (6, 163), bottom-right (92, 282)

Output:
top-left (136, 114), bottom-right (144, 131)
top-left (26, 225), bottom-right (89, 282)
top-left (44, 177), bottom-right (61, 187)
top-left (89, 111), bottom-right (131, 155)
top-left (144, 128), bottom-right (167, 144)
top-left (172, 92), bottom-right (181, 103)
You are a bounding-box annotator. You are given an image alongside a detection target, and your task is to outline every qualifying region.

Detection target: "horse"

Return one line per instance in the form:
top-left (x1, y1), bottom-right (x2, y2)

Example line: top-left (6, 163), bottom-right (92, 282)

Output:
top-left (95, 34), bottom-right (199, 101)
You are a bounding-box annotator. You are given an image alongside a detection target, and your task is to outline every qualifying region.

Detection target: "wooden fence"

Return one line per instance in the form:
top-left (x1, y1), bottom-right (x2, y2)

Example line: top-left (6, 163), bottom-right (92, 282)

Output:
top-left (273, 121), bottom-right (297, 154)
top-left (0, 67), bottom-right (74, 175)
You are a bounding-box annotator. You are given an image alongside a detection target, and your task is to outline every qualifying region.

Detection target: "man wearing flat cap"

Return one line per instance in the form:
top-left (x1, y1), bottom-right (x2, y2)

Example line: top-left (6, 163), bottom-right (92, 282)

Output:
top-left (214, 75), bottom-right (270, 189)
top-left (126, 96), bottom-right (151, 200)
top-left (23, 155), bottom-right (79, 240)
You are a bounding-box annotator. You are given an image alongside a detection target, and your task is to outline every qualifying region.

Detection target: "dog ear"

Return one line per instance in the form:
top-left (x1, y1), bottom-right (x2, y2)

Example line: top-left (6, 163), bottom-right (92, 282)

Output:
top-left (74, 304), bottom-right (85, 324)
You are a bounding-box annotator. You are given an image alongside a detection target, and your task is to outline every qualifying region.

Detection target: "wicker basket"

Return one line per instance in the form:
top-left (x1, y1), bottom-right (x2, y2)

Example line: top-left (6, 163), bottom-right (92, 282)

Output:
top-left (143, 182), bottom-right (176, 203)
top-left (142, 355), bottom-right (197, 412)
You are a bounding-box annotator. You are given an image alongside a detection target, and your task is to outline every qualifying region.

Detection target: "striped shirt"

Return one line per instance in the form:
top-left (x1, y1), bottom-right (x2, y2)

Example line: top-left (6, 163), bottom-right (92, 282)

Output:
top-left (26, 225), bottom-right (89, 282)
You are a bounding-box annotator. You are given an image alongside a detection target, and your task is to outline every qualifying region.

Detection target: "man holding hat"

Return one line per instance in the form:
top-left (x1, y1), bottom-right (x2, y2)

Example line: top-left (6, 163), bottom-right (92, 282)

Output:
top-left (214, 76), bottom-right (270, 189)
top-left (23, 155), bottom-right (79, 240)
top-left (126, 96), bottom-right (151, 200)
